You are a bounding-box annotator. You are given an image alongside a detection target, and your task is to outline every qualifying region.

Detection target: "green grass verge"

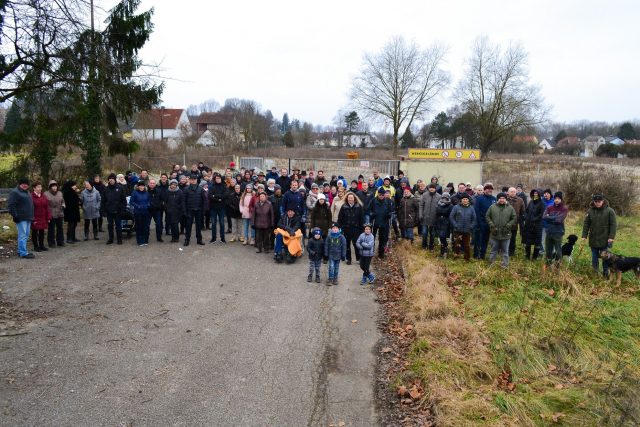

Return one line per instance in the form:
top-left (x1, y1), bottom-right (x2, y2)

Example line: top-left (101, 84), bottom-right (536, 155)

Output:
top-left (401, 213), bottom-right (640, 426)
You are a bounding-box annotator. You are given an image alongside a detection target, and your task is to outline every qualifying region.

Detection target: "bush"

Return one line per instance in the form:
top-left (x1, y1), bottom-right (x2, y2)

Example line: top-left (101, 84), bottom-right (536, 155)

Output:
top-left (550, 143), bottom-right (581, 156)
top-left (561, 168), bottom-right (637, 215)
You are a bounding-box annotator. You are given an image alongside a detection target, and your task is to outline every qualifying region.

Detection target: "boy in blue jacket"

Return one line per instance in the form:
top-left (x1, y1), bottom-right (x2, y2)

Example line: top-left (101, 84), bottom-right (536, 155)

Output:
top-left (356, 224), bottom-right (376, 285)
top-left (307, 228), bottom-right (324, 283)
top-left (325, 222), bottom-right (347, 286)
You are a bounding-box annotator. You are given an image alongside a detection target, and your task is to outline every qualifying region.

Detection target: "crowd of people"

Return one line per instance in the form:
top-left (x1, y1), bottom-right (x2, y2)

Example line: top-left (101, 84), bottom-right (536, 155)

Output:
top-left (6, 160), bottom-right (618, 284)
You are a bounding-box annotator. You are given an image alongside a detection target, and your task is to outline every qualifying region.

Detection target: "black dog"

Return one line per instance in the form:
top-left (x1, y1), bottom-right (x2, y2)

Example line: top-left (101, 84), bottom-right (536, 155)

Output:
top-left (561, 234), bottom-right (579, 262)
top-left (599, 250), bottom-right (640, 286)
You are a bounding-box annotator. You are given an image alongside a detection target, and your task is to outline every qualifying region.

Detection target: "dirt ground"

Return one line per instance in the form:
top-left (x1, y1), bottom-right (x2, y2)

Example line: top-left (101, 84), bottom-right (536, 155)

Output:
top-left (0, 232), bottom-right (381, 426)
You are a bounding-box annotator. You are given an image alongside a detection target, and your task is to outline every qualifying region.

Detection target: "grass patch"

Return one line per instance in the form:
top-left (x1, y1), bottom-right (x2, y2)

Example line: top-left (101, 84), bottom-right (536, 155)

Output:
top-left (0, 213), bottom-right (17, 243)
top-left (398, 213), bottom-right (640, 426)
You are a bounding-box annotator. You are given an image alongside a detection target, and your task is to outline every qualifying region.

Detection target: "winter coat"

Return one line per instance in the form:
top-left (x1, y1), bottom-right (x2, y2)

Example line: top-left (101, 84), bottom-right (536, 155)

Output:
top-left (226, 191), bottom-right (242, 219)
top-left (7, 186), bottom-right (34, 223)
top-left (239, 193), bottom-right (254, 219)
top-left (370, 197), bottom-right (394, 228)
top-left (307, 237), bottom-right (325, 261)
top-left (81, 188), bottom-right (102, 220)
top-left (252, 200), bottom-right (274, 229)
top-left (277, 176), bottom-right (291, 192)
top-left (449, 203), bottom-right (477, 234)
top-left (356, 232), bottom-right (375, 257)
top-left (419, 191), bottom-right (441, 226)
top-left (165, 188), bottom-right (184, 224)
top-left (183, 184), bottom-right (205, 212)
top-left (356, 189), bottom-right (374, 214)
top-left (62, 185), bottom-right (81, 223)
top-left (543, 203), bottom-right (568, 236)
top-left (331, 195), bottom-right (346, 223)
top-left (486, 203), bottom-right (517, 240)
top-left (398, 195), bottom-right (419, 228)
top-left (31, 192), bottom-right (51, 230)
top-left (582, 200), bottom-right (617, 248)
top-left (45, 189), bottom-right (64, 219)
top-left (474, 194), bottom-right (496, 226)
top-left (129, 189), bottom-right (150, 215)
top-left (451, 192), bottom-right (473, 206)
top-left (523, 192), bottom-right (544, 245)
top-left (148, 188), bottom-right (165, 213)
top-left (434, 201), bottom-right (453, 238)
top-left (281, 189), bottom-right (305, 217)
top-left (270, 194), bottom-right (283, 225)
top-left (338, 201), bottom-right (364, 232)
top-left (278, 213), bottom-right (302, 235)
top-left (208, 182), bottom-right (228, 209)
top-left (101, 183), bottom-right (127, 216)
top-left (507, 196), bottom-right (525, 230)
top-left (306, 191), bottom-right (319, 210)
top-left (310, 202), bottom-right (332, 236)
top-left (324, 231), bottom-right (347, 261)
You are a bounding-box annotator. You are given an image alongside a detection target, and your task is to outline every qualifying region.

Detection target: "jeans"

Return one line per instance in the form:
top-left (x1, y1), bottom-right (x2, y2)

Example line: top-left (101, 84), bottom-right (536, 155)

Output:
top-left (230, 217), bottom-right (243, 239)
top-left (242, 218), bottom-right (251, 241)
top-left (421, 224), bottom-right (436, 249)
top-left (545, 233), bottom-right (563, 265)
top-left (210, 206), bottom-right (226, 241)
top-left (308, 259), bottom-right (321, 276)
top-left (134, 213), bottom-right (151, 245)
top-left (274, 233), bottom-right (284, 254)
top-left (591, 246), bottom-right (610, 275)
top-left (402, 227), bottom-right (414, 241)
top-left (106, 213), bottom-right (122, 242)
top-left (489, 237), bottom-right (510, 267)
top-left (48, 217), bottom-right (64, 246)
top-left (474, 223), bottom-right (490, 259)
top-left (328, 259), bottom-right (341, 279)
top-left (151, 210), bottom-right (164, 241)
top-left (16, 221), bottom-right (31, 256)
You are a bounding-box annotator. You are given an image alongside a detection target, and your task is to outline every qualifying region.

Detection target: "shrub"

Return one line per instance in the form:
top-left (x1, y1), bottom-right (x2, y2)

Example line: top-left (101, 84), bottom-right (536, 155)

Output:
top-left (560, 168), bottom-right (638, 215)
top-left (550, 143), bottom-right (581, 156)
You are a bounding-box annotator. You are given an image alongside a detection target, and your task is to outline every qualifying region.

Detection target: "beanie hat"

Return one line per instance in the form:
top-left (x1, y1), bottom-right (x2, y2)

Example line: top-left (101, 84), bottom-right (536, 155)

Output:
top-left (245, 183), bottom-right (253, 191)
top-left (169, 179), bottom-right (178, 185)
top-left (331, 222), bottom-right (340, 229)
top-left (554, 191), bottom-right (563, 200)
top-left (317, 193), bottom-right (326, 200)
top-left (274, 184), bottom-right (281, 190)
top-left (363, 223), bottom-right (372, 229)
top-left (229, 161), bottom-right (235, 168)
top-left (136, 181), bottom-right (146, 187)
top-left (496, 192), bottom-right (508, 200)
top-left (460, 193), bottom-right (470, 201)
top-left (592, 194), bottom-right (604, 201)
top-left (48, 180), bottom-right (58, 188)
top-left (311, 183), bottom-right (319, 189)
top-left (377, 188), bottom-right (386, 195)
top-left (107, 173), bottom-right (117, 181)
top-left (18, 177), bottom-right (29, 185)
top-left (312, 228), bottom-right (322, 236)
top-left (441, 193), bottom-right (451, 199)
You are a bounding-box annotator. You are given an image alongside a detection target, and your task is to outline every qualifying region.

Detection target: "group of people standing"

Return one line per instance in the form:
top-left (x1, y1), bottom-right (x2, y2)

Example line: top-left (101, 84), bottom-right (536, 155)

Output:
top-left (6, 160), bottom-right (617, 280)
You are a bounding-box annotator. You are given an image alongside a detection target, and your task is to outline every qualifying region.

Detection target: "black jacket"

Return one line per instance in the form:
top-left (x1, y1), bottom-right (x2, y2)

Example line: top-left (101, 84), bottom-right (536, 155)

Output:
top-left (356, 189), bottom-right (374, 213)
top-left (370, 197), bottom-right (394, 228)
top-left (226, 191), bottom-right (242, 218)
top-left (277, 176), bottom-right (291, 192)
top-left (165, 189), bottom-right (184, 224)
top-left (183, 184), bottom-right (204, 212)
top-left (7, 186), bottom-right (33, 222)
top-left (208, 182), bottom-right (228, 208)
top-left (101, 183), bottom-right (127, 215)
top-left (307, 237), bottom-right (325, 261)
top-left (148, 187), bottom-right (165, 212)
top-left (270, 194), bottom-right (284, 225)
top-left (278, 213), bottom-right (301, 235)
top-left (338, 202), bottom-right (364, 231)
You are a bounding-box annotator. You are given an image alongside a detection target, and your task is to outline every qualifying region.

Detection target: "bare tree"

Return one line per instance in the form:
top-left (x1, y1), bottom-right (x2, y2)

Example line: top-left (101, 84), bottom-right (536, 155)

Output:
top-left (456, 37), bottom-right (548, 158)
top-left (351, 36), bottom-right (449, 156)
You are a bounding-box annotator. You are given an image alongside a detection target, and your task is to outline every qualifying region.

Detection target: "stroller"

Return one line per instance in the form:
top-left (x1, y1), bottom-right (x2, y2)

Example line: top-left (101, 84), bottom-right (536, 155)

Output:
top-left (120, 196), bottom-right (135, 238)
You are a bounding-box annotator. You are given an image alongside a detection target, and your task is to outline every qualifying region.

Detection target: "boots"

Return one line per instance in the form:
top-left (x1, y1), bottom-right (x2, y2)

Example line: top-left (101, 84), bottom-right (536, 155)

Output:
top-left (307, 274), bottom-right (312, 282)
top-left (315, 274), bottom-right (321, 283)
top-left (332, 277), bottom-right (338, 286)
top-left (93, 231), bottom-right (99, 240)
top-left (184, 240), bottom-right (190, 246)
top-left (84, 232), bottom-right (89, 241)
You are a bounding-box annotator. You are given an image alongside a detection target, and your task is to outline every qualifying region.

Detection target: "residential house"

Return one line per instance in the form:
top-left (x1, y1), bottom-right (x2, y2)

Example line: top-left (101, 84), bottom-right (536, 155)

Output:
top-left (343, 132), bottom-right (375, 148)
top-left (193, 112), bottom-right (244, 148)
top-left (605, 136), bottom-right (625, 146)
top-left (555, 136), bottom-right (580, 147)
top-left (538, 138), bottom-right (556, 151)
top-left (132, 108), bottom-right (191, 149)
top-left (581, 135), bottom-right (606, 157)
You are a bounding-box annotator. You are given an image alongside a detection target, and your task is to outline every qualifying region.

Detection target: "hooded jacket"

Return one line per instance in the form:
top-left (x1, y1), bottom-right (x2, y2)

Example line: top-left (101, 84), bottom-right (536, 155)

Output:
top-left (165, 186), bottom-right (184, 224)
top-left (324, 230), bottom-right (347, 261)
top-left (434, 198), bottom-right (453, 238)
top-left (398, 194), bottom-right (419, 228)
top-left (523, 189), bottom-right (544, 245)
top-left (307, 236), bottom-right (325, 261)
top-left (419, 190), bottom-right (441, 226)
top-left (356, 231), bottom-right (375, 257)
top-left (581, 199), bottom-right (616, 248)
top-left (486, 202), bottom-right (517, 240)
top-left (449, 202), bottom-right (477, 234)
top-left (310, 201), bottom-right (332, 236)
top-left (45, 182), bottom-right (65, 219)
top-left (101, 183), bottom-right (127, 216)
top-left (81, 187), bottom-right (102, 219)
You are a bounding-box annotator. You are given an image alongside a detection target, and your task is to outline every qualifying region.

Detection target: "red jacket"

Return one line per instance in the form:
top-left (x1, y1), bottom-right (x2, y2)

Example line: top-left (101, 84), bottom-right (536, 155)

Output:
top-left (31, 191), bottom-right (52, 230)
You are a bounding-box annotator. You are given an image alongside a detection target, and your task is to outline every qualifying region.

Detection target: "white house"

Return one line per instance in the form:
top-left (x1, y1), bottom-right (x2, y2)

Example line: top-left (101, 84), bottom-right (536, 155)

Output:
top-left (539, 138), bottom-right (556, 150)
top-left (343, 133), bottom-right (374, 148)
top-left (581, 135), bottom-right (606, 157)
top-left (196, 129), bottom-right (216, 147)
top-left (132, 108), bottom-right (191, 149)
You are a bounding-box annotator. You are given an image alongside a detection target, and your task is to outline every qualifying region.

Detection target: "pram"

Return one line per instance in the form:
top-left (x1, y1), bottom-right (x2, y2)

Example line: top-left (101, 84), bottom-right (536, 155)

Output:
top-left (121, 196), bottom-right (135, 238)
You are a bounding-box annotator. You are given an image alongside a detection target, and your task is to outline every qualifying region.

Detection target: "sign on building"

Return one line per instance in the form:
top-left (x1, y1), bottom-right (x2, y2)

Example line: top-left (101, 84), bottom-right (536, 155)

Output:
top-left (408, 149), bottom-right (481, 161)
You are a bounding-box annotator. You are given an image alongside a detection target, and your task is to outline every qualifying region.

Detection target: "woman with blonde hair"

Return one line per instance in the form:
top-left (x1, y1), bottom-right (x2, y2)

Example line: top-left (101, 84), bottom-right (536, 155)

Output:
top-left (239, 183), bottom-right (254, 244)
top-left (331, 187), bottom-right (347, 223)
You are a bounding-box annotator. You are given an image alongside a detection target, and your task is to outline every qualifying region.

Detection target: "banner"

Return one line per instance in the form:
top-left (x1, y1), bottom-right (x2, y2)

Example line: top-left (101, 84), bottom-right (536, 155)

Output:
top-left (408, 149), bottom-right (481, 161)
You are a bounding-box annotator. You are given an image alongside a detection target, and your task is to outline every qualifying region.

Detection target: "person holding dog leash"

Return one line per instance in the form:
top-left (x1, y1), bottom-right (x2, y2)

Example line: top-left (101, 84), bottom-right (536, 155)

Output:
top-left (581, 194), bottom-right (617, 279)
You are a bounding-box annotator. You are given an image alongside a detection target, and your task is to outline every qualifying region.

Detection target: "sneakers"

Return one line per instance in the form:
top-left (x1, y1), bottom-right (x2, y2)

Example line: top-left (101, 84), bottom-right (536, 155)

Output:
top-left (20, 253), bottom-right (35, 259)
top-left (360, 276), bottom-right (367, 285)
top-left (368, 273), bottom-right (375, 284)
top-left (315, 275), bottom-right (321, 283)
top-left (229, 237), bottom-right (236, 242)
top-left (332, 278), bottom-right (338, 286)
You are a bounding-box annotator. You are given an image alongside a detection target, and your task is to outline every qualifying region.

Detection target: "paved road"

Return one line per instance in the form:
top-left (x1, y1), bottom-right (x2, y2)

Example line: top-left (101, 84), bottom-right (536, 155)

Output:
top-left (0, 235), bottom-right (380, 426)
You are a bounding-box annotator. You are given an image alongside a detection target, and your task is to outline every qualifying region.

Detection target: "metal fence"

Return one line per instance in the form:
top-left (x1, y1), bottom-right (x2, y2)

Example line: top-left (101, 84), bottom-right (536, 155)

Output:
top-left (238, 157), bottom-right (400, 179)
top-left (239, 157), bottom-right (265, 171)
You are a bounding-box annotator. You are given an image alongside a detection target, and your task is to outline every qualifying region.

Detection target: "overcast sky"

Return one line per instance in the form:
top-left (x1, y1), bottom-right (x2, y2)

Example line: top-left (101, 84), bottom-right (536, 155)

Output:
top-left (100, 0), bottom-right (639, 127)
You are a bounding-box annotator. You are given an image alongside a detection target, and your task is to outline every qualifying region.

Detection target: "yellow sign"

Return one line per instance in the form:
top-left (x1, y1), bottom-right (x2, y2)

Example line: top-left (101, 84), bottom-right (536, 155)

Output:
top-left (408, 148), bottom-right (481, 161)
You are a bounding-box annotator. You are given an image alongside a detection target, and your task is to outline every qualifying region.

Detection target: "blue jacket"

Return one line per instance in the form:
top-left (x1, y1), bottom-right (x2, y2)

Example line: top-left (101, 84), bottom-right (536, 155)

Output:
top-left (450, 203), bottom-right (477, 234)
top-left (129, 190), bottom-right (150, 215)
top-left (324, 231), bottom-right (347, 261)
top-left (474, 194), bottom-right (496, 226)
top-left (281, 189), bottom-right (305, 217)
top-left (7, 186), bottom-right (34, 222)
top-left (356, 232), bottom-right (375, 257)
top-left (369, 197), bottom-right (394, 228)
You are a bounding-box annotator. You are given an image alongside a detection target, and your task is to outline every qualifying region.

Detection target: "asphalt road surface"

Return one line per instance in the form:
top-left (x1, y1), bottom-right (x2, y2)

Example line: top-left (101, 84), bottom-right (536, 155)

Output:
top-left (0, 234), bottom-right (380, 426)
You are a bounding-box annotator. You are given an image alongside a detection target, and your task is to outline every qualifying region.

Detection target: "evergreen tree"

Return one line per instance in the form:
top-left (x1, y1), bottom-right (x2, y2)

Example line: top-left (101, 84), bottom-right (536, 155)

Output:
top-left (617, 122), bottom-right (636, 140)
top-left (281, 113), bottom-right (290, 134)
top-left (283, 130), bottom-right (294, 147)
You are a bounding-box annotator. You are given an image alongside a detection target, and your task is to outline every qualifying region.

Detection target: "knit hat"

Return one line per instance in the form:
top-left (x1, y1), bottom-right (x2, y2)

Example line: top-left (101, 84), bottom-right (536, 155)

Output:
top-left (274, 184), bottom-right (281, 190)
top-left (311, 183), bottom-right (319, 189)
top-left (460, 193), bottom-right (470, 201)
top-left (483, 183), bottom-right (494, 190)
top-left (48, 180), bottom-right (58, 188)
top-left (257, 183), bottom-right (265, 189)
top-left (245, 183), bottom-right (253, 191)
top-left (18, 177), bottom-right (29, 185)
top-left (384, 176), bottom-right (391, 181)
top-left (331, 222), bottom-right (340, 229)
top-left (377, 188), bottom-right (386, 195)
top-left (554, 191), bottom-right (564, 200)
top-left (312, 228), bottom-right (322, 236)
top-left (317, 193), bottom-right (326, 200)
top-left (136, 181), bottom-right (146, 187)
top-left (441, 193), bottom-right (451, 199)
top-left (169, 179), bottom-right (178, 185)
top-left (592, 194), bottom-right (604, 201)
top-left (107, 173), bottom-right (117, 181)
top-left (229, 161), bottom-right (235, 168)
top-left (496, 192), bottom-right (507, 200)
top-left (363, 223), bottom-right (372, 230)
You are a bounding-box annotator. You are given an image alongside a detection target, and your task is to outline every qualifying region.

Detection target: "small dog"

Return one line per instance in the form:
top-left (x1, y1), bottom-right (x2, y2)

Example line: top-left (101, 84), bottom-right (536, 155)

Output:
top-left (451, 233), bottom-right (464, 256)
top-left (561, 234), bottom-right (579, 263)
top-left (599, 250), bottom-right (640, 286)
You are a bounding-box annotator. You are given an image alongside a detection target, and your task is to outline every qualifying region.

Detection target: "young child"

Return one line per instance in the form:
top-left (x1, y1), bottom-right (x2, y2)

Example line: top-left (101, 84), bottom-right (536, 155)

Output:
top-left (356, 223), bottom-right (376, 285)
top-left (324, 222), bottom-right (347, 286)
top-left (307, 228), bottom-right (324, 283)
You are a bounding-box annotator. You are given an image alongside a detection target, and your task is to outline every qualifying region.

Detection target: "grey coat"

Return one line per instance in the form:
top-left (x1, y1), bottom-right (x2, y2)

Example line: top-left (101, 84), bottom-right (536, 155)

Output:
top-left (356, 232), bottom-right (375, 257)
top-left (419, 191), bottom-right (441, 226)
top-left (81, 188), bottom-right (102, 219)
